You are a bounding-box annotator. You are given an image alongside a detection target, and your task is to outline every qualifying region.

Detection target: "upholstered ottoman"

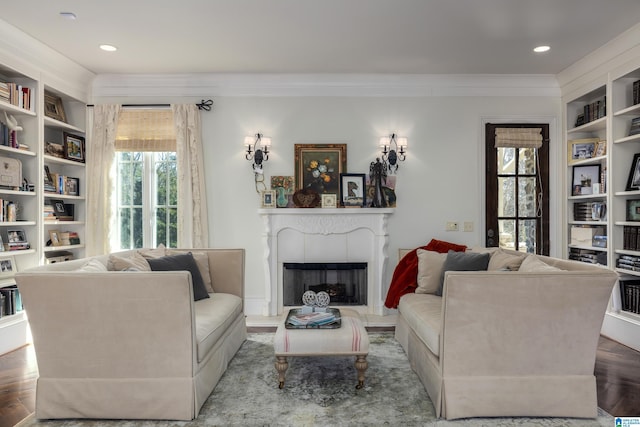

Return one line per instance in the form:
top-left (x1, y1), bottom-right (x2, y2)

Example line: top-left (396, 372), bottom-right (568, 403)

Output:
top-left (273, 308), bottom-right (369, 389)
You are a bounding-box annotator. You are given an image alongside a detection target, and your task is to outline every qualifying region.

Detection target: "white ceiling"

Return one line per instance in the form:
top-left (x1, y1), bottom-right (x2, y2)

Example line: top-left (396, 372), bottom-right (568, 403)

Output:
top-left (2, 0), bottom-right (640, 76)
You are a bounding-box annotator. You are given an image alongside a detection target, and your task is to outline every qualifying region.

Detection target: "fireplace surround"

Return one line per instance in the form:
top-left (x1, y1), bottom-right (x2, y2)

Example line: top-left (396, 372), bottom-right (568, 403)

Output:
top-left (259, 208), bottom-right (393, 316)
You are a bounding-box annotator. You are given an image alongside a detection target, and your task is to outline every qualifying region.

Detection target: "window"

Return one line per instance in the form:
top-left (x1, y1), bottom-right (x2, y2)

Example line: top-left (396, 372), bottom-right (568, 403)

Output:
top-left (114, 109), bottom-right (177, 250)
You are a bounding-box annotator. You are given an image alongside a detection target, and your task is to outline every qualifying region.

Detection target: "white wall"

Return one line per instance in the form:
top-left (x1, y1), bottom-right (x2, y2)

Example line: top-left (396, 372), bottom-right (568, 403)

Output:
top-left (194, 94), bottom-right (562, 314)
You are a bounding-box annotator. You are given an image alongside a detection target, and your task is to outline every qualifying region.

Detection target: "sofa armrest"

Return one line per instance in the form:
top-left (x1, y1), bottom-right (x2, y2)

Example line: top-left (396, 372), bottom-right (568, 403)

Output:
top-left (440, 270), bottom-right (617, 377)
top-left (201, 249), bottom-right (245, 299)
top-left (16, 271), bottom-right (197, 379)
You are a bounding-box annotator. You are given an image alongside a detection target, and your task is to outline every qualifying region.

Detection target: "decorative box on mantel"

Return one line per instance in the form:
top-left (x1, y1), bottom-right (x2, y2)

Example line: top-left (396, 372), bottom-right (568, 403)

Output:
top-left (258, 208), bottom-right (394, 317)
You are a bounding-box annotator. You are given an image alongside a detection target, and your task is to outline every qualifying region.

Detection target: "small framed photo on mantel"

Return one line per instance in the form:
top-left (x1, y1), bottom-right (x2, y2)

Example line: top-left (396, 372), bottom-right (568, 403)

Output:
top-left (340, 173), bottom-right (366, 207)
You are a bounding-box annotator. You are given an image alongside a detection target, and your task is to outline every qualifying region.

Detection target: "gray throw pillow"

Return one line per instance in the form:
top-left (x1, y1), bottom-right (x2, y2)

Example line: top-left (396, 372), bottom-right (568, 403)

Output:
top-left (436, 250), bottom-right (491, 296)
top-left (147, 252), bottom-right (210, 301)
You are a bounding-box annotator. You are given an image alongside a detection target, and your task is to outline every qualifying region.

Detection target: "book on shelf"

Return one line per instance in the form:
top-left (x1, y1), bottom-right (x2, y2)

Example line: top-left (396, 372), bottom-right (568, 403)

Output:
top-left (619, 279), bottom-right (640, 314)
top-left (633, 80), bottom-right (640, 106)
top-left (0, 285), bottom-right (23, 317)
top-left (629, 117), bottom-right (640, 136)
top-left (0, 82), bottom-right (32, 112)
top-left (623, 226), bottom-right (640, 251)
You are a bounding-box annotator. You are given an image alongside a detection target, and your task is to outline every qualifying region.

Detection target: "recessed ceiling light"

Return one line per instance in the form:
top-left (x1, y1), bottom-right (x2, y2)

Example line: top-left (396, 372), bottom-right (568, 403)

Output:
top-left (100, 44), bottom-right (117, 52)
top-left (59, 12), bottom-right (77, 20)
top-left (533, 45), bottom-right (550, 53)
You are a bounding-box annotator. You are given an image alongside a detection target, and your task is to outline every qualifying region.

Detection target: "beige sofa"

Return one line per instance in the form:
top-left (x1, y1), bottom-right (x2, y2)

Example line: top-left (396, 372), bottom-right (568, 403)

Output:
top-left (394, 248), bottom-right (618, 420)
top-left (16, 248), bottom-right (246, 421)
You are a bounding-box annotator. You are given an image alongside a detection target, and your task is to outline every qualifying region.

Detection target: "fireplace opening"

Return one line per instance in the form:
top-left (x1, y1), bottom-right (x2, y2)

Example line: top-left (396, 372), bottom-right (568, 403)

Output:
top-left (283, 262), bottom-right (367, 306)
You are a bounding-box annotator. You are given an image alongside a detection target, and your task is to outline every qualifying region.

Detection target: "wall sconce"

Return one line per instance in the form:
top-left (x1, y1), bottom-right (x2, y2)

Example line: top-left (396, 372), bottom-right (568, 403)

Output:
top-left (245, 133), bottom-right (271, 173)
top-left (379, 133), bottom-right (407, 173)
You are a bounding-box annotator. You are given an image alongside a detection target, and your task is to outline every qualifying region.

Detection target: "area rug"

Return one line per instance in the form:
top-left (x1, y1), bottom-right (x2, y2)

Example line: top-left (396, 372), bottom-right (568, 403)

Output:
top-left (17, 333), bottom-right (613, 427)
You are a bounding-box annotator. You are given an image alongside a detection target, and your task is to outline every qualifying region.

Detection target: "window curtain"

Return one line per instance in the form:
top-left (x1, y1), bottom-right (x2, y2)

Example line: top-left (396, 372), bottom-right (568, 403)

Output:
top-left (172, 104), bottom-right (209, 248)
top-left (86, 104), bottom-right (121, 256)
top-left (494, 128), bottom-right (543, 148)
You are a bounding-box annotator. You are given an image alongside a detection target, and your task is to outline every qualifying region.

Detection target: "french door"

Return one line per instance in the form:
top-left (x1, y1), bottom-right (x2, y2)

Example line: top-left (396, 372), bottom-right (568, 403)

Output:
top-left (485, 123), bottom-right (550, 255)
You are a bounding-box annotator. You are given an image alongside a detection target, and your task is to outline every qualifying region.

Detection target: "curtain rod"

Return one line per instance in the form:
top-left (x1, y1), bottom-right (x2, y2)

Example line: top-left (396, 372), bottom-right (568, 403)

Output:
top-left (87, 99), bottom-right (213, 111)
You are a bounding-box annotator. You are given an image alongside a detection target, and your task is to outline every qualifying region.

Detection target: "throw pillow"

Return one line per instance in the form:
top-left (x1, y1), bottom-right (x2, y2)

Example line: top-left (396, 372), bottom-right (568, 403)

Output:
top-left (147, 252), bottom-right (210, 301)
top-left (76, 258), bottom-right (108, 272)
top-left (168, 250), bottom-right (213, 293)
top-left (436, 250), bottom-right (490, 296)
top-left (416, 249), bottom-right (447, 294)
top-left (487, 248), bottom-right (527, 271)
top-left (138, 244), bottom-right (167, 259)
top-left (518, 255), bottom-right (562, 272)
top-left (107, 252), bottom-right (151, 271)
top-left (424, 238), bottom-right (467, 254)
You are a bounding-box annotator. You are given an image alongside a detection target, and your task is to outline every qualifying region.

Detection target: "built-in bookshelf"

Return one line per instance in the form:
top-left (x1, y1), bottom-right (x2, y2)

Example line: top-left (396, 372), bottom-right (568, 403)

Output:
top-left (0, 64), bottom-right (88, 355)
top-left (565, 83), bottom-right (609, 267)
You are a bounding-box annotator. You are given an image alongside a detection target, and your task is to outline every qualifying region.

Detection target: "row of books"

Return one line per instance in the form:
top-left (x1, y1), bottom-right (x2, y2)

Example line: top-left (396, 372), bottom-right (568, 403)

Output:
top-left (45, 172), bottom-right (79, 196)
top-left (573, 202), bottom-right (595, 221)
top-left (0, 199), bottom-right (18, 222)
top-left (0, 82), bottom-right (33, 111)
top-left (617, 254), bottom-right (640, 273)
top-left (287, 311), bottom-right (337, 326)
top-left (575, 96), bottom-right (606, 126)
top-left (0, 285), bottom-right (23, 317)
top-left (0, 121), bottom-right (19, 148)
top-left (623, 226), bottom-right (640, 251)
top-left (569, 247), bottom-right (607, 266)
top-left (619, 279), bottom-right (640, 314)
top-left (633, 80), bottom-right (640, 106)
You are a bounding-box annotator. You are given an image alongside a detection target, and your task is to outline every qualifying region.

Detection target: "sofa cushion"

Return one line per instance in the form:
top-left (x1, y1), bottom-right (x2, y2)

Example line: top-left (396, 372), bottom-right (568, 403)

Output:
top-left (147, 252), bottom-right (210, 301)
top-left (436, 250), bottom-right (490, 296)
top-left (107, 252), bottom-right (151, 271)
top-left (488, 248), bottom-right (527, 271)
top-left (137, 244), bottom-right (167, 259)
top-left (76, 258), bottom-right (108, 272)
top-left (519, 255), bottom-right (562, 272)
top-left (416, 249), bottom-right (447, 294)
top-left (168, 250), bottom-right (213, 293)
top-left (194, 293), bottom-right (243, 363)
top-left (398, 293), bottom-right (442, 356)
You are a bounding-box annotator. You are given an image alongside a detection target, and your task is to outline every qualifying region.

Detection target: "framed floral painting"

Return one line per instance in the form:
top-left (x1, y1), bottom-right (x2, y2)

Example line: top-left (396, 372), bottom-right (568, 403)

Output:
top-left (294, 143), bottom-right (347, 194)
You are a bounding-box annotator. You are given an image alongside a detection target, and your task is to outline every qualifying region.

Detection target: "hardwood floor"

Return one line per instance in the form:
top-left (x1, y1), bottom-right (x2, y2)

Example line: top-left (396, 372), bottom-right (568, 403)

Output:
top-left (0, 334), bottom-right (637, 426)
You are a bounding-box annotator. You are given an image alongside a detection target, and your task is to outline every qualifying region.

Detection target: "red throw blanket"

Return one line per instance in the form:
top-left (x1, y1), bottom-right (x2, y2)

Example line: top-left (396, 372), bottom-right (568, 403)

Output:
top-left (384, 239), bottom-right (467, 309)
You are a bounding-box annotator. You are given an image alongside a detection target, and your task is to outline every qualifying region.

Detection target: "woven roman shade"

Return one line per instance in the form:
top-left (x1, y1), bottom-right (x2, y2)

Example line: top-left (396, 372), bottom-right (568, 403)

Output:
top-left (116, 109), bottom-right (176, 152)
top-left (494, 128), bottom-right (543, 149)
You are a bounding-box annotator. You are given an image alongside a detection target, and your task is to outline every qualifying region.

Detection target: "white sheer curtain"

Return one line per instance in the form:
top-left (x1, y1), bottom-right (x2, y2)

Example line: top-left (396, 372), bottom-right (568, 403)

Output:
top-left (172, 104), bottom-right (209, 248)
top-left (86, 104), bottom-right (121, 256)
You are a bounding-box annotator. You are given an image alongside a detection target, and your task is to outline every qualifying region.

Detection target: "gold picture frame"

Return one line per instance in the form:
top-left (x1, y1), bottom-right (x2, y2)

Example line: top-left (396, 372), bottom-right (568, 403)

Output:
top-left (294, 143), bottom-right (347, 194)
top-left (44, 92), bottom-right (67, 123)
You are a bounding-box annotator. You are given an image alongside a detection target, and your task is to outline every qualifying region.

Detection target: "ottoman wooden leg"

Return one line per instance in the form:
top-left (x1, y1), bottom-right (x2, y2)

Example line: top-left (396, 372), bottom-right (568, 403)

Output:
top-left (275, 356), bottom-right (288, 389)
top-left (355, 354), bottom-right (368, 389)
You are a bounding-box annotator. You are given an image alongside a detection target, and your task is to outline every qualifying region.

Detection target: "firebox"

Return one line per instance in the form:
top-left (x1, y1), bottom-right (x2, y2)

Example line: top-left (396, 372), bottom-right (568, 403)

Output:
top-left (283, 262), bottom-right (367, 306)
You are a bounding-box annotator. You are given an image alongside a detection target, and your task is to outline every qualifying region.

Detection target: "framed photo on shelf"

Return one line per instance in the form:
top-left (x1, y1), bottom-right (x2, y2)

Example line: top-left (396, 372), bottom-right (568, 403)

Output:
top-left (626, 199), bottom-right (640, 222)
top-left (321, 193), bottom-right (337, 208)
top-left (625, 153), bottom-right (640, 191)
top-left (595, 140), bottom-right (607, 157)
top-left (0, 256), bottom-right (17, 279)
top-left (44, 92), bottom-right (66, 123)
top-left (572, 164), bottom-right (601, 196)
top-left (261, 190), bottom-right (276, 208)
top-left (63, 132), bottom-right (85, 163)
top-left (294, 143), bottom-right (347, 194)
top-left (65, 177), bottom-right (80, 196)
top-left (44, 141), bottom-right (65, 158)
top-left (568, 139), bottom-right (598, 163)
top-left (48, 230), bottom-right (62, 246)
top-left (340, 173), bottom-right (366, 207)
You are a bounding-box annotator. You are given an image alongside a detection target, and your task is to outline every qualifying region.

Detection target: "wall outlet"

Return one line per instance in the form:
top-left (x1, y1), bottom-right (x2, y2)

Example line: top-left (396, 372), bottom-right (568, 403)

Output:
top-left (463, 221), bottom-right (474, 232)
top-left (446, 221), bottom-right (459, 231)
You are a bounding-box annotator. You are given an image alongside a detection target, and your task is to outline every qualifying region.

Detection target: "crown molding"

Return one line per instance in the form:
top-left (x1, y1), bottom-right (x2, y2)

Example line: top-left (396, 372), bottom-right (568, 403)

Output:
top-left (557, 22), bottom-right (640, 95)
top-left (92, 73), bottom-right (560, 99)
top-left (0, 19), bottom-right (95, 102)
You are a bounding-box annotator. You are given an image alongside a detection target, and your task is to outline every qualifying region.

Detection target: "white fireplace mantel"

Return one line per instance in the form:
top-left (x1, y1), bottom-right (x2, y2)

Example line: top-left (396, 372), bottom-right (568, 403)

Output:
top-left (258, 208), bottom-right (394, 316)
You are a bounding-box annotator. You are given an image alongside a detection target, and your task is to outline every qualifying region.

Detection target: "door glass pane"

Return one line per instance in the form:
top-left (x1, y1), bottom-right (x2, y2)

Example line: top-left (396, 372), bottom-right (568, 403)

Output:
top-left (518, 177), bottom-right (537, 217)
top-left (518, 219), bottom-right (537, 254)
top-left (498, 219), bottom-right (516, 250)
top-left (518, 148), bottom-right (536, 174)
top-left (498, 147), bottom-right (515, 174)
top-left (498, 177), bottom-right (515, 216)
